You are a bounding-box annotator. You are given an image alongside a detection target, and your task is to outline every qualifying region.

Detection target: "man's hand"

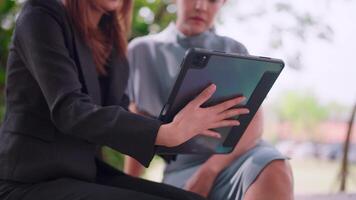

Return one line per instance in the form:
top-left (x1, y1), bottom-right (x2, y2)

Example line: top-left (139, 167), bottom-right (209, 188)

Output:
top-left (184, 166), bottom-right (219, 198)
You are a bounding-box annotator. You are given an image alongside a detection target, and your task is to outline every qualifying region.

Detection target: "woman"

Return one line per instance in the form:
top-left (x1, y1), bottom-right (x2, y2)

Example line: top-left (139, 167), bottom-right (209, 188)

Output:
top-left (0, 0), bottom-right (249, 199)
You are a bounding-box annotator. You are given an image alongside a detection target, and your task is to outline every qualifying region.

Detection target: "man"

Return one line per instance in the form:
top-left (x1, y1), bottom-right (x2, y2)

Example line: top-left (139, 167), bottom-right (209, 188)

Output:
top-left (125, 0), bottom-right (294, 199)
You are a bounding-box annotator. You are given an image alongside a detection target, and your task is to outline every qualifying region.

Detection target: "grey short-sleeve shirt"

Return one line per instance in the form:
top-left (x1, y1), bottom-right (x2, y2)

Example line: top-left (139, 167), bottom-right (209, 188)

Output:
top-left (127, 23), bottom-right (248, 169)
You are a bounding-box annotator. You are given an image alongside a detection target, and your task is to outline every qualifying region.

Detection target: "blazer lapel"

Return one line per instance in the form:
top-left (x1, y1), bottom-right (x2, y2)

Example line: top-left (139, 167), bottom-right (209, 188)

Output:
top-left (73, 32), bottom-right (102, 105)
top-left (106, 49), bottom-right (129, 106)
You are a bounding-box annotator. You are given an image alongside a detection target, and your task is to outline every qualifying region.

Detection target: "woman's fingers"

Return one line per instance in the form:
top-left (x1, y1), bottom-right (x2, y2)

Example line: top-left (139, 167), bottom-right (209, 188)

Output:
top-left (208, 119), bottom-right (240, 130)
top-left (217, 108), bottom-right (249, 121)
top-left (201, 129), bottom-right (221, 139)
top-left (190, 84), bottom-right (216, 107)
top-left (211, 96), bottom-right (246, 113)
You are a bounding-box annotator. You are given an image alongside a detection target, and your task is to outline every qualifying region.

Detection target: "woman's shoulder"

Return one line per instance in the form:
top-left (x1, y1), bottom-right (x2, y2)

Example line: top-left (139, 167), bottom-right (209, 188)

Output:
top-left (12, 0), bottom-right (74, 57)
top-left (16, 0), bottom-right (67, 29)
top-left (128, 35), bottom-right (155, 49)
top-left (129, 33), bottom-right (167, 52)
top-left (129, 27), bottom-right (176, 53)
top-left (214, 34), bottom-right (249, 55)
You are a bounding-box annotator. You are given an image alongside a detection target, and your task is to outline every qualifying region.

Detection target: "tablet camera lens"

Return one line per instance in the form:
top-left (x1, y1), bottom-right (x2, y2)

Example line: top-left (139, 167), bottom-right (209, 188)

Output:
top-left (192, 54), bottom-right (209, 68)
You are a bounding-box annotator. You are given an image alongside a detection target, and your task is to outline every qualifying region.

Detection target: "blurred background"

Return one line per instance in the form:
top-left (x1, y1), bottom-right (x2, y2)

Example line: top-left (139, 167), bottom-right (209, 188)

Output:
top-left (1, 0), bottom-right (355, 198)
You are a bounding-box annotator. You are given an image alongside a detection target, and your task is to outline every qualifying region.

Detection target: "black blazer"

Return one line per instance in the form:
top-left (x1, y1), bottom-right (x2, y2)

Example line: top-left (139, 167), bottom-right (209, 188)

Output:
top-left (0, 0), bottom-right (161, 183)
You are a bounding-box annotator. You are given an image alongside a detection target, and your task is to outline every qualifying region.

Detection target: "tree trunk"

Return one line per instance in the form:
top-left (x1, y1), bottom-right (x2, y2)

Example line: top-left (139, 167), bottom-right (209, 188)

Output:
top-left (339, 102), bottom-right (356, 191)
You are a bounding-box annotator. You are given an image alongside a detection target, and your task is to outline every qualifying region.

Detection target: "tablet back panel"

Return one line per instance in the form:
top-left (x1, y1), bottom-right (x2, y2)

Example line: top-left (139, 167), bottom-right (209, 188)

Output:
top-left (157, 48), bottom-right (284, 154)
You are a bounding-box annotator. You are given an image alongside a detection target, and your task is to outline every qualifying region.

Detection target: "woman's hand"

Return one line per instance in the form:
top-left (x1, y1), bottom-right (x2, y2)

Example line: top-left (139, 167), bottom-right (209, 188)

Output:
top-left (156, 84), bottom-right (249, 147)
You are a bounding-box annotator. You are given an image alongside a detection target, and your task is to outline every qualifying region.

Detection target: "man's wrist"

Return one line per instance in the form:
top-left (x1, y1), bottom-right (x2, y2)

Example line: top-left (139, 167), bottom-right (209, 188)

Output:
top-left (200, 158), bottom-right (224, 176)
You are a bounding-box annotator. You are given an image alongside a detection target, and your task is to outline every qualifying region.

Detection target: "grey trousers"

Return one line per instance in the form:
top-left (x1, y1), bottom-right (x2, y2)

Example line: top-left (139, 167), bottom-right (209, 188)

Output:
top-left (163, 141), bottom-right (286, 200)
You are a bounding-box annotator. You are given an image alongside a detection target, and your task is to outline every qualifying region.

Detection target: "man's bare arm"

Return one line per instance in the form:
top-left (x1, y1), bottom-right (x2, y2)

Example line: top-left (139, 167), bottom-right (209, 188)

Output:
top-left (184, 109), bottom-right (264, 197)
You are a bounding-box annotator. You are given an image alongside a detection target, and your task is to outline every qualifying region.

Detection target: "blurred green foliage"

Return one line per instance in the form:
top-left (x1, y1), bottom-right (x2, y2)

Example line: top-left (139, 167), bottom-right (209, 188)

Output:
top-left (275, 91), bottom-right (329, 139)
top-left (131, 0), bottom-right (175, 38)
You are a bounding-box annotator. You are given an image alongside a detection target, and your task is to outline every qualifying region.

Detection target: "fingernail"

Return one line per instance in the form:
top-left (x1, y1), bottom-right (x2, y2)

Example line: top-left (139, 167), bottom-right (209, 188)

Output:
top-left (207, 84), bottom-right (215, 92)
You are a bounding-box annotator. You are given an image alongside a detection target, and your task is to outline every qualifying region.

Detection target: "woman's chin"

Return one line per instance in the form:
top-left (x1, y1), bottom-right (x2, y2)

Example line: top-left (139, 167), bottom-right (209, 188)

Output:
top-left (100, 1), bottom-right (120, 12)
top-left (187, 26), bottom-right (207, 36)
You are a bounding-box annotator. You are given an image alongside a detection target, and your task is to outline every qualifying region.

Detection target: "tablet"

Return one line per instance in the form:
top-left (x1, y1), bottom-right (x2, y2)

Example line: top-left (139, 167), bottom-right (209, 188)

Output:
top-left (156, 48), bottom-right (284, 154)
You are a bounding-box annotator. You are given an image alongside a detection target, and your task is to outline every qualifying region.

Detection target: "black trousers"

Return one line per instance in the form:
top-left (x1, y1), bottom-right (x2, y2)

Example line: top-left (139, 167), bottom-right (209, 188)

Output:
top-left (0, 160), bottom-right (206, 200)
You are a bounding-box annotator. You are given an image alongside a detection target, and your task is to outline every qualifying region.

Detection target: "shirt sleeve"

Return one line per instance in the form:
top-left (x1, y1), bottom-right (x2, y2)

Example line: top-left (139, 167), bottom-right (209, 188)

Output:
top-left (127, 41), bottom-right (137, 103)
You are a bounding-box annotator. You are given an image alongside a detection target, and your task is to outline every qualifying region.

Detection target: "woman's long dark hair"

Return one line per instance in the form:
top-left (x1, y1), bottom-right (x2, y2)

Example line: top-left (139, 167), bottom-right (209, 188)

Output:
top-left (64, 0), bottom-right (132, 75)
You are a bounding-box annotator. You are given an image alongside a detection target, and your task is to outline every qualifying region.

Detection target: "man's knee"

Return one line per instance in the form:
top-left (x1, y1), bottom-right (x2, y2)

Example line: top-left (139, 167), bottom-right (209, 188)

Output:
top-left (263, 160), bottom-right (293, 187)
top-left (244, 160), bottom-right (294, 200)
